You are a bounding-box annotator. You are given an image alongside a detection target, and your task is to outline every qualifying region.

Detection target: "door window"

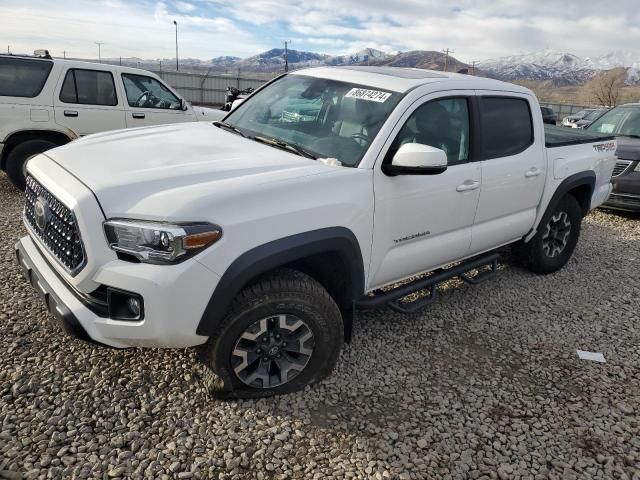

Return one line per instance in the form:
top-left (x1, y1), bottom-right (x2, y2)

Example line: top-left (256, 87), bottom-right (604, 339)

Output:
top-left (59, 69), bottom-right (118, 106)
top-left (389, 97), bottom-right (471, 166)
top-left (121, 74), bottom-right (181, 110)
top-left (0, 57), bottom-right (53, 97)
top-left (480, 97), bottom-right (533, 159)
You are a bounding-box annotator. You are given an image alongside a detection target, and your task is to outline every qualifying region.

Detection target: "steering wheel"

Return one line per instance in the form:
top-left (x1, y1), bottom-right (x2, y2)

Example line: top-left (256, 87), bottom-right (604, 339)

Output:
top-left (135, 90), bottom-right (153, 107)
top-left (350, 133), bottom-right (370, 146)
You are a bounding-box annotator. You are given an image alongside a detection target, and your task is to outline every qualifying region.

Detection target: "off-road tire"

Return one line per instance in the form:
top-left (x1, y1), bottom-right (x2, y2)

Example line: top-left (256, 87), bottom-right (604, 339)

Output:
top-left (513, 194), bottom-right (582, 274)
top-left (6, 140), bottom-right (58, 190)
top-left (198, 269), bottom-right (343, 399)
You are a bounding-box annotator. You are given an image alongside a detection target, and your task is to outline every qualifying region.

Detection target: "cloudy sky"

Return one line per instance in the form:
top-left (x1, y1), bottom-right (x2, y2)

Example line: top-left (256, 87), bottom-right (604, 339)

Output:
top-left (2, 0), bottom-right (638, 61)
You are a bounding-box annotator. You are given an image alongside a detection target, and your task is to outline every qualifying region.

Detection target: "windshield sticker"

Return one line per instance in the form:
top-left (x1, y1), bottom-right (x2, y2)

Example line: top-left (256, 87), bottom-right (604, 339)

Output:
top-left (599, 124), bottom-right (615, 134)
top-left (345, 88), bottom-right (392, 103)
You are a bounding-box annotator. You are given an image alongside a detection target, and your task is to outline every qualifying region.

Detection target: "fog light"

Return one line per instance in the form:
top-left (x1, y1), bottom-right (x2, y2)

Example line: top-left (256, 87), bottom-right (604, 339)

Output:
top-left (107, 288), bottom-right (144, 321)
top-left (127, 297), bottom-right (141, 317)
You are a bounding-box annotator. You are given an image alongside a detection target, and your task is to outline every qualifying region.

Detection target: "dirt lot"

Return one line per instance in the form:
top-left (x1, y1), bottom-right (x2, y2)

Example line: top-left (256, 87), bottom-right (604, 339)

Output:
top-left (1, 173), bottom-right (639, 480)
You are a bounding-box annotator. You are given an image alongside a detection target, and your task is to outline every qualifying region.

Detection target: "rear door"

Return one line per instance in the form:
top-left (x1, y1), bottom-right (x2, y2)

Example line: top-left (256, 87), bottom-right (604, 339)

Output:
top-left (120, 73), bottom-right (193, 127)
top-left (53, 67), bottom-right (126, 135)
top-left (469, 93), bottom-right (546, 254)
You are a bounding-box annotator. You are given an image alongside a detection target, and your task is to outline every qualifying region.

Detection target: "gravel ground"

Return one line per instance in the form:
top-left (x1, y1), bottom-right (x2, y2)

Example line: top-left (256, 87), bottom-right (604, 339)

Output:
top-left (1, 172), bottom-right (639, 480)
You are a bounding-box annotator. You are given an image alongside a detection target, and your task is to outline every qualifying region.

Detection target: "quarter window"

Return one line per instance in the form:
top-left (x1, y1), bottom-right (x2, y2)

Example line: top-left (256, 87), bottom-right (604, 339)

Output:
top-left (59, 69), bottom-right (118, 106)
top-left (480, 97), bottom-right (533, 159)
top-left (121, 74), bottom-right (181, 110)
top-left (389, 97), bottom-right (471, 166)
top-left (0, 57), bottom-right (53, 97)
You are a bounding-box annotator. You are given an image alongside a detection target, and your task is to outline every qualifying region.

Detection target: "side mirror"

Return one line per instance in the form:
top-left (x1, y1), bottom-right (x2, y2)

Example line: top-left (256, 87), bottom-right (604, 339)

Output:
top-left (383, 143), bottom-right (448, 176)
top-left (180, 99), bottom-right (189, 111)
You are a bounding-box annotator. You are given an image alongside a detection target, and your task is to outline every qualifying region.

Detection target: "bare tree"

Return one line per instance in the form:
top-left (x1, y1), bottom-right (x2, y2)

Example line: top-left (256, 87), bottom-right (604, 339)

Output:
top-left (585, 69), bottom-right (626, 106)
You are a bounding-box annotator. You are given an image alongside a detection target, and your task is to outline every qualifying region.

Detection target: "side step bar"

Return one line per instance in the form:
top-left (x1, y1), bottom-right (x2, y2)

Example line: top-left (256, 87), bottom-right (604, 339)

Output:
top-left (356, 253), bottom-right (500, 314)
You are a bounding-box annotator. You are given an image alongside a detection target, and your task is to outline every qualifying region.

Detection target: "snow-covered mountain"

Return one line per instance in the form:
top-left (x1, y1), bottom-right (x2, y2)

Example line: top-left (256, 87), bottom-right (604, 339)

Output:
top-left (480, 49), bottom-right (596, 85)
top-left (480, 49), bottom-right (640, 86)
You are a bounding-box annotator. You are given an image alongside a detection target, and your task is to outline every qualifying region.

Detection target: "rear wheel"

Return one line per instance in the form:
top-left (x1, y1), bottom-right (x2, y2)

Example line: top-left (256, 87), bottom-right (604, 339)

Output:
top-left (513, 195), bottom-right (582, 274)
top-left (198, 269), bottom-right (343, 398)
top-left (6, 140), bottom-right (58, 190)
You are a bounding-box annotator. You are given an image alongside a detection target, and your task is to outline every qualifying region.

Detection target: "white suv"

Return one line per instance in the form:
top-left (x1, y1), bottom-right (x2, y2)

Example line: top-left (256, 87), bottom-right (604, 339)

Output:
top-left (0, 51), bottom-right (224, 189)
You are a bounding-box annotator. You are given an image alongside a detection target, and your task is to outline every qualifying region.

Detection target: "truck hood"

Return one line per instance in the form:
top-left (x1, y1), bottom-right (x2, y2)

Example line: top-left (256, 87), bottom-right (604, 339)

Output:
top-left (44, 122), bottom-right (334, 217)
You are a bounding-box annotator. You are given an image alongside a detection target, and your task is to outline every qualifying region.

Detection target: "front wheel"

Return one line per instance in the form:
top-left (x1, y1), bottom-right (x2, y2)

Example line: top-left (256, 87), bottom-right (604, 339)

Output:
top-left (198, 269), bottom-right (344, 398)
top-left (513, 195), bottom-right (582, 274)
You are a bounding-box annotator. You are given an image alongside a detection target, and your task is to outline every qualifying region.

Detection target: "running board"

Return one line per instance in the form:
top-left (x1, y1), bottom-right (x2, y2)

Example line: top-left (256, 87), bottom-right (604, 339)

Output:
top-left (356, 253), bottom-right (500, 314)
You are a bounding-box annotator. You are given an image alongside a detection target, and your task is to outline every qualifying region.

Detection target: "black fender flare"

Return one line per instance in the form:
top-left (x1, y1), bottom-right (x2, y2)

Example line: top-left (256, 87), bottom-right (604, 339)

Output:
top-left (547, 170), bottom-right (596, 215)
top-left (196, 227), bottom-right (365, 336)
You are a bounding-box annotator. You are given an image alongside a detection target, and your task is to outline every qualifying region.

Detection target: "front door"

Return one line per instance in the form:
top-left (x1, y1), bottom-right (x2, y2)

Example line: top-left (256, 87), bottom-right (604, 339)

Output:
top-left (121, 73), bottom-right (192, 127)
top-left (368, 93), bottom-right (482, 290)
top-left (53, 67), bottom-right (126, 135)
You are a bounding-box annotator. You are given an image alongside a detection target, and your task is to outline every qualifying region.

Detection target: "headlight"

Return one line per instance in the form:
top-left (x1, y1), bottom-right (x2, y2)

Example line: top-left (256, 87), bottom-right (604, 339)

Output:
top-left (104, 219), bottom-right (222, 264)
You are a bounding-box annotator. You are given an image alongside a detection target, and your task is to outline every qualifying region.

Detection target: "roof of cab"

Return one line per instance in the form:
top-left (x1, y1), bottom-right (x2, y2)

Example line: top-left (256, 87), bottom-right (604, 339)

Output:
top-left (292, 65), bottom-right (532, 95)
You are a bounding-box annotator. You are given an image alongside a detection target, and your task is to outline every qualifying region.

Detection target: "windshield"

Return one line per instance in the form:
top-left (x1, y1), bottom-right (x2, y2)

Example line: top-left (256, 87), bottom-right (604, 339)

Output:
top-left (588, 107), bottom-right (640, 136)
top-left (224, 74), bottom-right (402, 167)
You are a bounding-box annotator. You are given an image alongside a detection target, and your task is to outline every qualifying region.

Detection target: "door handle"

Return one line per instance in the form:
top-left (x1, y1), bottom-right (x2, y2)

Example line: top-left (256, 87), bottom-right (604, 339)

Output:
top-left (132, 112), bottom-right (146, 119)
top-left (63, 110), bottom-right (78, 117)
top-left (456, 180), bottom-right (480, 192)
top-left (525, 168), bottom-right (542, 178)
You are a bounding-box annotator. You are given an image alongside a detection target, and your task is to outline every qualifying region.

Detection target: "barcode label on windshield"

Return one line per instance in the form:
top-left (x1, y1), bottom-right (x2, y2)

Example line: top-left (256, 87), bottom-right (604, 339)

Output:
top-left (345, 88), bottom-right (392, 103)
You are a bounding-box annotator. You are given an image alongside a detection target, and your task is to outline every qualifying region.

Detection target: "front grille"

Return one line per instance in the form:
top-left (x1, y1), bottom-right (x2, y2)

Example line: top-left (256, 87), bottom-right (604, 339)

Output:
top-left (24, 176), bottom-right (86, 275)
top-left (612, 160), bottom-right (632, 177)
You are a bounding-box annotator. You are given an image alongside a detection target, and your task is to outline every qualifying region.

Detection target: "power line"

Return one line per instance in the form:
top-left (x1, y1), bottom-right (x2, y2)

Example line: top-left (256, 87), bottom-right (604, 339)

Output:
top-left (442, 48), bottom-right (454, 72)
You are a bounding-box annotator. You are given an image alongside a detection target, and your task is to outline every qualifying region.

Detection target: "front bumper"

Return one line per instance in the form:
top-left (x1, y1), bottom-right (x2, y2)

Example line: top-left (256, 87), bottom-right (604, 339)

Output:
top-left (16, 235), bottom-right (219, 348)
top-left (602, 192), bottom-right (640, 212)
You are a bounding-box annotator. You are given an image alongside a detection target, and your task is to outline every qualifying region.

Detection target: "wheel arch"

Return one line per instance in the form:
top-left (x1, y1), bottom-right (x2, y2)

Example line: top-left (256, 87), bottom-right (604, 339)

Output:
top-left (196, 227), bottom-right (365, 341)
top-left (1, 129), bottom-right (74, 170)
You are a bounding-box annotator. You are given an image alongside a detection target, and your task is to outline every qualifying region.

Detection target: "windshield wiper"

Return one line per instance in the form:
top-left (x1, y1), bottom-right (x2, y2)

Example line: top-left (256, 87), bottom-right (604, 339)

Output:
top-left (213, 121), bottom-right (248, 138)
top-left (252, 136), bottom-right (317, 159)
top-left (617, 134), bottom-right (640, 139)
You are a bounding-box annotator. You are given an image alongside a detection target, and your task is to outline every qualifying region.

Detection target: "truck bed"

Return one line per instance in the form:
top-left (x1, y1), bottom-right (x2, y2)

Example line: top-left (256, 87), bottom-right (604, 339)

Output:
top-left (545, 124), bottom-right (614, 148)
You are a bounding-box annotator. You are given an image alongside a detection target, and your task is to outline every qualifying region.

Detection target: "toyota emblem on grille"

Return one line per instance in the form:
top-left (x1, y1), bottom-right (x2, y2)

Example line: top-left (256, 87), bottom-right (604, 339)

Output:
top-left (33, 197), bottom-right (49, 232)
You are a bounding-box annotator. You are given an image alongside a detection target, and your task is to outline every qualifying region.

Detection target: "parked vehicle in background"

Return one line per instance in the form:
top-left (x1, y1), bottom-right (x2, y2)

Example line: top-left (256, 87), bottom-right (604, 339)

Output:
top-left (562, 109), bottom-right (598, 127)
top-left (16, 67), bottom-right (616, 398)
top-left (540, 106), bottom-right (557, 125)
top-left (223, 86), bottom-right (254, 111)
top-left (587, 104), bottom-right (640, 212)
top-left (0, 51), bottom-right (224, 190)
top-left (573, 108), bottom-right (610, 129)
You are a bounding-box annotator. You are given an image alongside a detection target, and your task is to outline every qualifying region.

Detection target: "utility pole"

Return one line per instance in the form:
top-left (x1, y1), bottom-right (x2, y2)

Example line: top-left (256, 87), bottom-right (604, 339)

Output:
top-left (63, 50), bottom-right (66, 59)
top-left (173, 20), bottom-right (179, 71)
top-left (7, 45), bottom-right (10, 54)
top-left (284, 40), bottom-right (291, 72)
top-left (442, 48), bottom-right (454, 71)
top-left (95, 42), bottom-right (104, 63)
top-left (470, 60), bottom-right (479, 75)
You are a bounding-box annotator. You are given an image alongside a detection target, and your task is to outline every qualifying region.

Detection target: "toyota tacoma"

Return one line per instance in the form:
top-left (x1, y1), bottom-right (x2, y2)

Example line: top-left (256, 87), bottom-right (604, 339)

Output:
top-left (16, 66), bottom-right (616, 397)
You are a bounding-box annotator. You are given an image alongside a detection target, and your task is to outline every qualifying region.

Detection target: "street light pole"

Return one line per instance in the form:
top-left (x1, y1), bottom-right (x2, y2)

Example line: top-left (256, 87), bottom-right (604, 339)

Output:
top-left (95, 42), bottom-right (104, 63)
top-left (173, 21), bottom-right (179, 71)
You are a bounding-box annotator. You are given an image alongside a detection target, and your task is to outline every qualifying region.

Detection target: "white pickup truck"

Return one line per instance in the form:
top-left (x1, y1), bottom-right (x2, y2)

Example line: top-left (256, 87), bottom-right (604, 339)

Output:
top-left (16, 66), bottom-right (616, 398)
top-left (0, 52), bottom-right (224, 189)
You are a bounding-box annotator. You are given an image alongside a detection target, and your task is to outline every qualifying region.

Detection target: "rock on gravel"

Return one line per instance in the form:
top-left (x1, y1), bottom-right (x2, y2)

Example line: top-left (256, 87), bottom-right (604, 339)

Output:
top-left (0, 172), bottom-right (639, 479)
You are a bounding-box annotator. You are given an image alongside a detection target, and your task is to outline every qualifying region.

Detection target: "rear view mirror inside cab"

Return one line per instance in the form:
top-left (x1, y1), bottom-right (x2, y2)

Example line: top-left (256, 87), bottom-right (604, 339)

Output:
top-left (383, 143), bottom-right (448, 176)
